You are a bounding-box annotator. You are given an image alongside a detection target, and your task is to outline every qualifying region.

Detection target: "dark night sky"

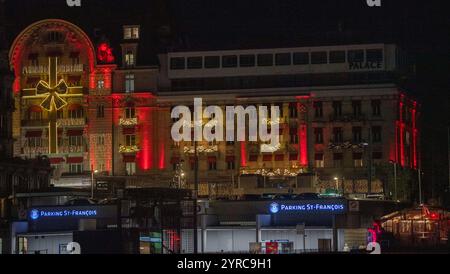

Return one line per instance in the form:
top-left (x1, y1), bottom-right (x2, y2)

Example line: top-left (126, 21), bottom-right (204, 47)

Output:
top-left (3, 0), bottom-right (450, 200)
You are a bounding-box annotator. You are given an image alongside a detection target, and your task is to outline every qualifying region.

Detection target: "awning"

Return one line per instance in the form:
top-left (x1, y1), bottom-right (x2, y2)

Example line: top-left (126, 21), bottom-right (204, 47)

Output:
top-left (28, 105), bottom-right (42, 113)
top-left (315, 153), bottom-right (324, 160)
top-left (123, 155), bottom-right (136, 163)
top-left (123, 127), bottom-right (136, 135)
top-left (67, 129), bottom-right (84, 136)
top-left (25, 130), bottom-right (42, 138)
top-left (249, 155), bottom-right (258, 162)
top-left (208, 156), bottom-right (217, 163)
top-left (353, 153), bottom-right (363, 160)
top-left (263, 155), bottom-right (273, 162)
top-left (66, 157), bottom-right (84, 164)
top-left (275, 154), bottom-right (284, 161)
top-left (68, 104), bottom-right (82, 111)
top-left (170, 157), bottom-right (180, 164)
top-left (49, 158), bottom-right (65, 164)
top-left (226, 156), bottom-right (235, 162)
top-left (289, 153), bottom-right (298, 161)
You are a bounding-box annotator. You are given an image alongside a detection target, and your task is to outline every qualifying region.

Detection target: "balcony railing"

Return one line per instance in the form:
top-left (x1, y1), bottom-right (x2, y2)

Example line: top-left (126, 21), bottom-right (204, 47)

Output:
top-left (119, 145), bottom-right (140, 153)
top-left (57, 118), bottom-right (86, 127)
top-left (119, 117), bottom-right (138, 126)
top-left (329, 114), bottom-right (367, 122)
top-left (59, 146), bottom-right (85, 154)
top-left (22, 146), bottom-right (49, 156)
top-left (183, 145), bottom-right (218, 154)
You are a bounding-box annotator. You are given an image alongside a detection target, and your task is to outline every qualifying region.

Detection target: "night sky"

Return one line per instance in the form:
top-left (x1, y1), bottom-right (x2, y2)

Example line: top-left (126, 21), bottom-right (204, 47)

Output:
top-left (3, 0), bottom-right (450, 202)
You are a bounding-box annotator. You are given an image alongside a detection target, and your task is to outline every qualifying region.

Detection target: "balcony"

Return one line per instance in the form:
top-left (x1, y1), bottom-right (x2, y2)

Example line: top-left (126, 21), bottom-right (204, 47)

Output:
top-left (183, 145), bottom-right (218, 154)
top-left (59, 145), bottom-right (85, 154)
top-left (57, 118), bottom-right (87, 127)
top-left (119, 117), bottom-right (138, 126)
top-left (21, 119), bottom-right (50, 128)
top-left (329, 114), bottom-right (367, 122)
top-left (22, 146), bottom-right (49, 156)
top-left (119, 145), bottom-right (140, 153)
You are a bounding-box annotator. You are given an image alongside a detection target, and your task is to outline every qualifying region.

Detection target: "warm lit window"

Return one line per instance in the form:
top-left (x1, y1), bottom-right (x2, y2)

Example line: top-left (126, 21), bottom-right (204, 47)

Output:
top-left (28, 137), bottom-right (42, 148)
top-left (70, 163), bottom-right (83, 174)
top-left (124, 26), bottom-right (140, 40)
top-left (353, 153), bottom-right (363, 168)
top-left (97, 80), bottom-right (105, 89)
top-left (69, 136), bottom-right (83, 147)
top-left (125, 107), bottom-right (136, 119)
top-left (125, 50), bottom-right (135, 66)
top-left (125, 135), bottom-right (136, 146)
top-left (315, 153), bottom-right (324, 168)
top-left (126, 162), bottom-right (136, 175)
top-left (97, 135), bottom-right (105, 146)
top-left (69, 107), bottom-right (83, 119)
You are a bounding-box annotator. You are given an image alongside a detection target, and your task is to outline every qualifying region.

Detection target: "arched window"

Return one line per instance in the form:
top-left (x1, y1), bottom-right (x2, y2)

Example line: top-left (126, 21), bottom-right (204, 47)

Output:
top-left (68, 104), bottom-right (84, 119)
top-left (28, 105), bottom-right (43, 120)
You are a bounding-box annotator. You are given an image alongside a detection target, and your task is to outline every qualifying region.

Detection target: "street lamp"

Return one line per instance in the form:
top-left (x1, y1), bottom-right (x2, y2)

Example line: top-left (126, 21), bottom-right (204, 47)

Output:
top-left (90, 165), bottom-right (99, 199)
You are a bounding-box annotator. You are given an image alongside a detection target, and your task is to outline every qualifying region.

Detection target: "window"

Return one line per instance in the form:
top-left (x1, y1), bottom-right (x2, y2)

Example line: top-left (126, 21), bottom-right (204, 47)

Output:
top-left (293, 52), bottom-right (309, 65)
top-left (57, 110), bottom-right (64, 119)
top-left (170, 57), bottom-right (185, 70)
top-left (69, 136), bottom-right (83, 146)
top-left (353, 153), bottom-right (363, 168)
top-left (372, 100), bottom-right (381, 116)
top-left (222, 55), bottom-right (238, 68)
top-left (333, 127), bottom-right (343, 143)
top-left (333, 101), bottom-right (342, 117)
top-left (97, 105), bottom-right (105, 118)
top-left (352, 127), bottom-right (362, 143)
top-left (125, 107), bottom-right (136, 119)
top-left (70, 163), bottom-right (83, 174)
top-left (125, 74), bottom-right (135, 92)
top-left (204, 56), bottom-right (220, 68)
top-left (29, 111), bottom-right (42, 121)
top-left (333, 153), bottom-right (343, 168)
top-left (125, 50), bottom-right (135, 66)
top-left (187, 57), bottom-right (203, 69)
top-left (97, 80), bottom-right (105, 89)
top-left (289, 103), bottom-right (298, 118)
top-left (290, 128), bottom-right (299, 144)
top-left (126, 162), bottom-right (136, 175)
top-left (125, 135), bottom-right (136, 146)
top-left (97, 135), bottom-right (105, 146)
top-left (329, 51), bottom-right (346, 63)
top-left (314, 101), bottom-right (323, 118)
top-left (352, 100), bottom-right (362, 116)
top-left (315, 153), bottom-right (324, 168)
top-left (227, 160), bottom-right (235, 170)
top-left (69, 108), bottom-right (83, 119)
top-left (366, 49), bottom-right (383, 62)
top-left (275, 53), bottom-right (291, 66)
top-left (28, 137), bottom-right (42, 148)
top-left (314, 128), bottom-right (324, 144)
top-left (311, 51), bottom-right (328, 64)
top-left (257, 54), bottom-right (274, 66)
top-left (348, 50), bottom-right (365, 62)
top-left (372, 126), bottom-right (382, 143)
top-left (240, 55), bottom-right (256, 67)
top-left (208, 158), bottom-right (217, 171)
top-left (124, 26), bottom-right (139, 39)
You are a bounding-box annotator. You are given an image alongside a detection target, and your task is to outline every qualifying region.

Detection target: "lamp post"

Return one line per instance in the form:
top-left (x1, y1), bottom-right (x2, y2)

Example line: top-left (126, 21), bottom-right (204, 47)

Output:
top-left (90, 165), bottom-right (99, 199)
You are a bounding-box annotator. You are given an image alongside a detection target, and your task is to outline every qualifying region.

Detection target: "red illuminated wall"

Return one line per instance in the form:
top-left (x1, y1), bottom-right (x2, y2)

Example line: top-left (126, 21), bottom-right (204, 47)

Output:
top-left (138, 107), bottom-right (154, 170)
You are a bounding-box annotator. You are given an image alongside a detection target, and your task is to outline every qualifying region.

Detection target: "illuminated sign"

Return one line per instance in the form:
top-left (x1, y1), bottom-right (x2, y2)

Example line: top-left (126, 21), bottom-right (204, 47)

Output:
top-left (268, 201), bottom-right (346, 214)
top-left (349, 61), bottom-right (383, 71)
top-left (28, 206), bottom-right (116, 221)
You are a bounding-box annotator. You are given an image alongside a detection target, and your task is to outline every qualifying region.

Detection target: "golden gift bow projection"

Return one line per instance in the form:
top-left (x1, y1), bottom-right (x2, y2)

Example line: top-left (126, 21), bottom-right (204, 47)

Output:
top-left (28, 57), bottom-right (82, 154)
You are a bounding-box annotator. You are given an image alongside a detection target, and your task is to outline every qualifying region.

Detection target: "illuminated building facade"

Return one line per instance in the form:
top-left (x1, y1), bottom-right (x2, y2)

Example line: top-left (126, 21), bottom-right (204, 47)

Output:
top-left (8, 19), bottom-right (420, 200)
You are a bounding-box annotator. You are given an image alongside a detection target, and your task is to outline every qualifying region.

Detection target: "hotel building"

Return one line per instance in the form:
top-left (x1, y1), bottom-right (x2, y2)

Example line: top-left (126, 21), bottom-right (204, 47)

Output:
top-left (7, 19), bottom-right (420, 200)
